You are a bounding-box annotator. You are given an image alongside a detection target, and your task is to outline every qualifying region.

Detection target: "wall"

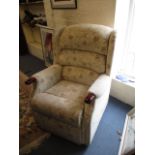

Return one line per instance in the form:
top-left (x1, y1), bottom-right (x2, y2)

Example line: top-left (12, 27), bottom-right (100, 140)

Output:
top-left (44, 0), bottom-right (116, 28)
top-left (110, 79), bottom-right (135, 106)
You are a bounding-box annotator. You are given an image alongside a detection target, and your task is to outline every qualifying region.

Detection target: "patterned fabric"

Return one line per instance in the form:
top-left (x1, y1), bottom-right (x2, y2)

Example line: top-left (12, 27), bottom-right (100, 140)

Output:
top-left (82, 88), bottom-right (110, 144)
top-left (88, 74), bottom-right (111, 97)
top-left (57, 49), bottom-right (106, 73)
top-left (31, 24), bottom-right (116, 144)
top-left (32, 80), bottom-right (89, 128)
top-left (46, 80), bottom-right (89, 100)
top-left (33, 112), bottom-right (82, 144)
top-left (80, 75), bottom-right (111, 144)
top-left (59, 24), bottom-right (113, 55)
top-left (106, 31), bottom-right (116, 75)
top-left (62, 66), bottom-right (99, 86)
top-left (32, 64), bottom-right (62, 95)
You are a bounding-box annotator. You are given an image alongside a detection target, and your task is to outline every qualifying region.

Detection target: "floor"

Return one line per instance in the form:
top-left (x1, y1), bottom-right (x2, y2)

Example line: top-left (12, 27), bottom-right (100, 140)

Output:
top-left (19, 54), bottom-right (132, 155)
top-left (19, 54), bottom-right (46, 76)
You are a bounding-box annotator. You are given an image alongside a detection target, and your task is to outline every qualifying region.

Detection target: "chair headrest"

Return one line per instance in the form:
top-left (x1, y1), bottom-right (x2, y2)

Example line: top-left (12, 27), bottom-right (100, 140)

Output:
top-left (59, 24), bottom-right (113, 55)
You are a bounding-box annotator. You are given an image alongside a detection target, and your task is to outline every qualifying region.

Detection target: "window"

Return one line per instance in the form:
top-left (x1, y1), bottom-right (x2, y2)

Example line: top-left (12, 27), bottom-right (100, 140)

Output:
top-left (114, 0), bottom-right (135, 83)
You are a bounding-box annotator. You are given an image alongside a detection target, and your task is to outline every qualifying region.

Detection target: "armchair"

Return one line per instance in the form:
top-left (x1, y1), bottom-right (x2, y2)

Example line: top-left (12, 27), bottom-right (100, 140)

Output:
top-left (26, 24), bottom-right (116, 145)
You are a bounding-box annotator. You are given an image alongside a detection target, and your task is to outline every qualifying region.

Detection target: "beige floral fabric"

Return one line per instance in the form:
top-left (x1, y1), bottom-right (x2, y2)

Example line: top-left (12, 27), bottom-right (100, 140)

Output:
top-left (106, 31), bottom-right (116, 75)
top-left (32, 64), bottom-right (62, 95)
top-left (57, 49), bottom-right (106, 73)
top-left (33, 112), bottom-right (82, 144)
top-left (82, 89), bottom-right (110, 144)
top-left (59, 24), bottom-right (113, 55)
top-left (88, 74), bottom-right (111, 97)
top-left (81, 74), bottom-right (111, 144)
top-left (31, 24), bottom-right (116, 145)
top-left (46, 80), bottom-right (89, 100)
top-left (32, 80), bottom-right (89, 128)
top-left (62, 66), bottom-right (99, 86)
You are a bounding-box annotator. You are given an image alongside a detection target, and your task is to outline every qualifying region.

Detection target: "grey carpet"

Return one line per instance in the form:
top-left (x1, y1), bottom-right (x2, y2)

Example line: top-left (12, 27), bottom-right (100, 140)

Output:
top-left (19, 54), bottom-right (46, 76)
top-left (19, 54), bottom-right (132, 155)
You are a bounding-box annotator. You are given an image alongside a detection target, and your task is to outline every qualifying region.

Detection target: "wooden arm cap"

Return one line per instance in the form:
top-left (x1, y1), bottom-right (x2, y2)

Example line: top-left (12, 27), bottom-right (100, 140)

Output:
top-left (84, 92), bottom-right (96, 104)
top-left (25, 77), bottom-right (37, 85)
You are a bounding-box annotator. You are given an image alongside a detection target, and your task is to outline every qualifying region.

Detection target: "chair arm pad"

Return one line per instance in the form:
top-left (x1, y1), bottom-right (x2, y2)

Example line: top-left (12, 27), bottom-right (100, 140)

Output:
top-left (88, 74), bottom-right (111, 97)
top-left (27, 64), bottom-right (62, 96)
top-left (25, 77), bottom-right (37, 85)
top-left (84, 92), bottom-right (96, 104)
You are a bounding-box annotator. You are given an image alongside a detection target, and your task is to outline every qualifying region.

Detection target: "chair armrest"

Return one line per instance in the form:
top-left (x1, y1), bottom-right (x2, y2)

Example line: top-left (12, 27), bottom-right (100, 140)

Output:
top-left (84, 92), bottom-right (96, 104)
top-left (88, 74), bottom-right (111, 97)
top-left (25, 77), bottom-right (37, 85)
top-left (82, 74), bottom-right (112, 144)
top-left (83, 74), bottom-right (111, 105)
top-left (26, 64), bottom-right (62, 96)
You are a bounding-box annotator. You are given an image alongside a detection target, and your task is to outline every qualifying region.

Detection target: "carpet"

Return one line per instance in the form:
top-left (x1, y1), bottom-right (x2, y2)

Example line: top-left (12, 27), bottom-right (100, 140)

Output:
top-left (19, 71), bottom-right (50, 155)
top-left (19, 54), bottom-right (46, 76)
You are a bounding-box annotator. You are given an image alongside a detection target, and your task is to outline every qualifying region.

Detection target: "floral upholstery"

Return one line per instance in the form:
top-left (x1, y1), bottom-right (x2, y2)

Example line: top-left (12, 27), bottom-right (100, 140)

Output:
top-left (62, 66), bottom-right (99, 85)
top-left (32, 64), bottom-right (62, 95)
top-left (82, 74), bottom-right (111, 144)
top-left (46, 80), bottom-right (88, 100)
top-left (33, 111), bottom-right (82, 144)
top-left (106, 31), bottom-right (116, 75)
top-left (57, 49), bottom-right (106, 73)
top-left (31, 24), bottom-right (116, 145)
top-left (59, 24), bottom-right (112, 55)
top-left (32, 80), bottom-right (88, 128)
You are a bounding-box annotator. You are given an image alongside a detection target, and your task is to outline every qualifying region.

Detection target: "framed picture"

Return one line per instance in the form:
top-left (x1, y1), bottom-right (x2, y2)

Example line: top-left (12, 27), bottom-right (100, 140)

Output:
top-left (40, 26), bottom-right (54, 67)
top-left (51, 0), bottom-right (77, 9)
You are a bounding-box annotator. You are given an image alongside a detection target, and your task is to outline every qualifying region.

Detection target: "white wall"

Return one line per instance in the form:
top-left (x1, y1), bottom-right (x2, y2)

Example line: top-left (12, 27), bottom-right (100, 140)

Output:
top-left (110, 79), bottom-right (135, 106)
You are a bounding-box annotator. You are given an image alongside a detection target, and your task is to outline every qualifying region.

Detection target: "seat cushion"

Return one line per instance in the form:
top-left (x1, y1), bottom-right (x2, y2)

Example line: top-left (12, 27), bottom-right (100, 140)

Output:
top-left (31, 80), bottom-right (89, 127)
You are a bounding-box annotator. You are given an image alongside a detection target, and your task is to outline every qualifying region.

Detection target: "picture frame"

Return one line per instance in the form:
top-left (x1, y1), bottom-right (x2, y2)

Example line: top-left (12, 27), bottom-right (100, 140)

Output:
top-left (39, 25), bottom-right (54, 67)
top-left (51, 0), bottom-right (77, 9)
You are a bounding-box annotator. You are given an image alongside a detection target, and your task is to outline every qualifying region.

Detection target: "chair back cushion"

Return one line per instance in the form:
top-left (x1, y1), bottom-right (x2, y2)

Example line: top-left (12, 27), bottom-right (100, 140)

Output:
top-left (58, 49), bottom-right (106, 73)
top-left (55, 24), bottom-right (114, 85)
top-left (62, 66), bottom-right (99, 85)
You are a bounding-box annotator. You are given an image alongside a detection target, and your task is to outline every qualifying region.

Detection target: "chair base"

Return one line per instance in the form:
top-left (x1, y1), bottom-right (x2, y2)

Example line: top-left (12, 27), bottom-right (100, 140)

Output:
top-left (33, 111), bottom-right (83, 145)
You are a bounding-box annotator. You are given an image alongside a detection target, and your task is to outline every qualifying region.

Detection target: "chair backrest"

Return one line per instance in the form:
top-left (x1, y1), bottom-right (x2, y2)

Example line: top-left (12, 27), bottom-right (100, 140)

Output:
top-left (54, 24), bottom-right (115, 85)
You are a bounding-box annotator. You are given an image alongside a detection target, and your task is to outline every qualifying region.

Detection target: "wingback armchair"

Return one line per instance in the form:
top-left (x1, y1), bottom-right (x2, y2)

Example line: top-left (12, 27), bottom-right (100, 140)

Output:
top-left (26, 24), bottom-right (116, 145)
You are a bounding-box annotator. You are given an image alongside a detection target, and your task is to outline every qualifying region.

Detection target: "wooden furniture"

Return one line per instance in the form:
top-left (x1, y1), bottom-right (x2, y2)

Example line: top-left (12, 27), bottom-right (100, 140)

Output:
top-left (19, 1), bottom-right (46, 60)
top-left (118, 108), bottom-right (135, 155)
